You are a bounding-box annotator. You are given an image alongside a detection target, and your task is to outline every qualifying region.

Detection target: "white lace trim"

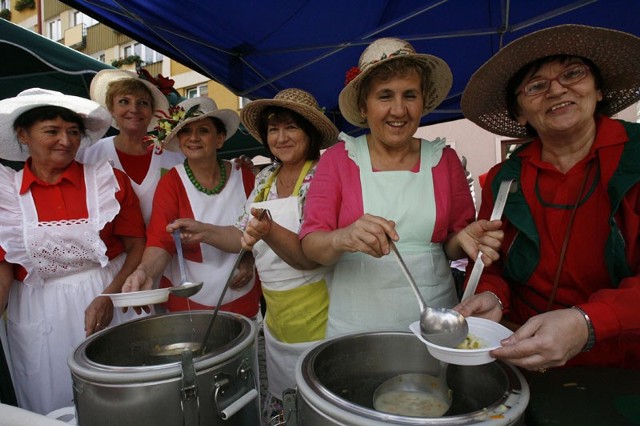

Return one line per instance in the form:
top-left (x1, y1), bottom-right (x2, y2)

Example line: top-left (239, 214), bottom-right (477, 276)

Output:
top-left (0, 161), bottom-right (121, 282)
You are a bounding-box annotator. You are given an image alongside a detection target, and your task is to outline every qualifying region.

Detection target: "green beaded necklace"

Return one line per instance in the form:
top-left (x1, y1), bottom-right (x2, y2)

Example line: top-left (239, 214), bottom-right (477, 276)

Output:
top-left (184, 158), bottom-right (227, 195)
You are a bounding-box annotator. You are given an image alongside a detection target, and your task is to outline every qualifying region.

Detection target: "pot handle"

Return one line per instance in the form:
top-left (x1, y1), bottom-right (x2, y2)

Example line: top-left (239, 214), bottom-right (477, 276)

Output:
top-left (219, 388), bottom-right (258, 420)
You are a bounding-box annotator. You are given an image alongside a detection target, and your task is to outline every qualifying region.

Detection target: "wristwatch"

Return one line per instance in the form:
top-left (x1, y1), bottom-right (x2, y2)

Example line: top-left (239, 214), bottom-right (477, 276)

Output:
top-left (572, 306), bottom-right (595, 352)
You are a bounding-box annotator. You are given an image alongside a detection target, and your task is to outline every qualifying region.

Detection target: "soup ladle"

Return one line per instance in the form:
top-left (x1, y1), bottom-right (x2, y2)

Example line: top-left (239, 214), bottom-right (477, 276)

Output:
top-left (169, 229), bottom-right (204, 298)
top-left (389, 241), bottom-right (468, 348)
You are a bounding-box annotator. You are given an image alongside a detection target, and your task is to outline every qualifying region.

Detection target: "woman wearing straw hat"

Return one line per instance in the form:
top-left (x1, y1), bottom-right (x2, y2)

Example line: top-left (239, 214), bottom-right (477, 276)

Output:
top-left (0, 88), bottom-right (146, 414)
top-left (78, 69), bottom-right (184, 223)
top-left (238, 88), bottom-right (338, 418)
top-left (123, 96), bottom-right (260, 317)
top-left (300, 38), bottom-right (503, 337)
top-left (457, 24), bottom-right (640, 371)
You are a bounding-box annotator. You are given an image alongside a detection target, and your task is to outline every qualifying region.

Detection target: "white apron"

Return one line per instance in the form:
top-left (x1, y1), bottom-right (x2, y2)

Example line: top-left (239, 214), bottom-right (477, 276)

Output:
top-left (325, 134), bottom-right (458, 337)
top-left (77, 136), bottom-right (185, 223)
top-left (249, 161), bottom-right (329, 398)
top-left (0, 162), bottom-right (134, 415)
top-left (164, 163), bottom-right (252, 307)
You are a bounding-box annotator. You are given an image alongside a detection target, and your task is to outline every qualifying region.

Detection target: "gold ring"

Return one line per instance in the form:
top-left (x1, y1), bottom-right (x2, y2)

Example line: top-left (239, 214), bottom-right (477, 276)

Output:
top-left (538, 367), bottom-right (547, 373)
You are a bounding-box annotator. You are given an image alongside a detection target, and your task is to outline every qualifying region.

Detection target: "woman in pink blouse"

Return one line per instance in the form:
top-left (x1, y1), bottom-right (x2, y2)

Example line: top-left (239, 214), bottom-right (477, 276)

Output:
top-left (300, 37), bottom-right (503, 337)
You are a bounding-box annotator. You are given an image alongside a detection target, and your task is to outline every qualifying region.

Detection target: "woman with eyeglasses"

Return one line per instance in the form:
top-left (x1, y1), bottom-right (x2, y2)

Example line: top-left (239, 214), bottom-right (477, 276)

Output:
top-left (458, 24), bottom-right (640, 371)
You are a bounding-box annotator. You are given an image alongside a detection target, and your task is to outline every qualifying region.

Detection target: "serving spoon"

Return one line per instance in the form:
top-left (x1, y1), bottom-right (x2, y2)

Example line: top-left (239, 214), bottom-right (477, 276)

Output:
top-left (169, 228), bottom-right (204, 298)
top-left (390, 241), bottom-right (468, 348)
top-left (460, 179), bottom-right (515, 302)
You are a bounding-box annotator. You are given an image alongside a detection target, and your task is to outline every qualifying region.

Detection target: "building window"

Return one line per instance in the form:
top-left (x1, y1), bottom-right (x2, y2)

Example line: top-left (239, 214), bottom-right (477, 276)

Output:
top-left (74, 11), bottom-right (98, 28)
top-left (47, 18), bottom-right (62, 41)
top-left (0, 0), bottom-right (9, 10)
top-left (98, 53), bottom-right (105, 63)
top-left (186, 84), bottom-right (209, 98)
top-left (122, 42), bottom-right (163, 65)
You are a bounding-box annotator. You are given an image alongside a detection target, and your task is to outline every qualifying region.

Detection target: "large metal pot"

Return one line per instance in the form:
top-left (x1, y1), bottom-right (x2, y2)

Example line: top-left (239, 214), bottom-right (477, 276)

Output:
top-left (69, 311), bottom-right (259, 426)
top-left (292, 331), bottom-right (529, 425)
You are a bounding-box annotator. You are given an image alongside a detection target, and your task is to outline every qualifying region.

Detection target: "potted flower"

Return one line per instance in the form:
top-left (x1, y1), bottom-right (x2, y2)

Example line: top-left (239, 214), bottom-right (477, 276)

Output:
top-left (15, 0), bottom-right (35, 11)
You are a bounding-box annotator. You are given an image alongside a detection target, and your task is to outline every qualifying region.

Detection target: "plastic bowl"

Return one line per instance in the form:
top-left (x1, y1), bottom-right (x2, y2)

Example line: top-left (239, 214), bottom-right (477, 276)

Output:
top-left (102, 288), bottom-right (170, 308)
top-left (409, 317), bottom-right (512, 365)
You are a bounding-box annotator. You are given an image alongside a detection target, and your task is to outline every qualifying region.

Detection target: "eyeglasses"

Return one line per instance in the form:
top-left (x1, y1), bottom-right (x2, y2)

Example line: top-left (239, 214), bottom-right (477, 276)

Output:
top-left (519, 64), bottom-right (590, 97)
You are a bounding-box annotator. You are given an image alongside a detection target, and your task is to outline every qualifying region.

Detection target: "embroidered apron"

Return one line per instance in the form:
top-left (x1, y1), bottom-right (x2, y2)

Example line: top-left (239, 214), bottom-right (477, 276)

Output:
top-left (250, 160), bottom-right (329, 398)
top-left (325, 134), bottom-right (458, 337)
top-left (166, 164), bottom-right (253, 307)
top-left (4, 163), bottom-right (133, 415)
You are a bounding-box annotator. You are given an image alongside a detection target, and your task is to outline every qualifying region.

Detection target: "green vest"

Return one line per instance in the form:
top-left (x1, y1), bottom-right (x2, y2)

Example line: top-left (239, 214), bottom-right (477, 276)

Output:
top-left (494, 120), bottom-right (640, 287)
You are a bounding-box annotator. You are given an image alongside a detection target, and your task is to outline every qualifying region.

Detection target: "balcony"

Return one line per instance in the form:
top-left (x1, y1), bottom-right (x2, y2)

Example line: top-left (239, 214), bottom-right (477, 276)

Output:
top-left (64, 24), bottom-right (85, 49)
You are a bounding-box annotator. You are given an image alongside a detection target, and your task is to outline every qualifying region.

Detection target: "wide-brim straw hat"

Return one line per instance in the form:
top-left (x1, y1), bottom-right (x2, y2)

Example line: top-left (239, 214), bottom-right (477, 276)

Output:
top-left (0, 88), bottom-right (112, 162)
top-left (241, 88), bottom-right (339, 149)
top-left (338, 37), bottom-right (453, 128)
top-left (462, 24), bottom-right (640, 138)
top-left (90, 69), bottom-right (170, 131)
top-left (162, 96), bottom-right (240, 152)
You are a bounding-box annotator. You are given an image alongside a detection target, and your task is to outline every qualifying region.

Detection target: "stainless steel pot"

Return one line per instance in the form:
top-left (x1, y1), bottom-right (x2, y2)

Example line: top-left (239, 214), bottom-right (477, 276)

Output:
top-left (291, 331), bottom-right (529, 425)
top-left (69, 311), bottom-right (259, 426)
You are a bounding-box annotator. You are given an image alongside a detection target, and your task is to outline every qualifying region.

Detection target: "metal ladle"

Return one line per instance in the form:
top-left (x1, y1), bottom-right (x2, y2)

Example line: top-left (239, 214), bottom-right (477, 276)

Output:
top-left (169, 229), bottom-right (204, 298)
top-left (199, 209), bottom-right (271, 356)
top-left (390, 241), bottom-right (468, 348)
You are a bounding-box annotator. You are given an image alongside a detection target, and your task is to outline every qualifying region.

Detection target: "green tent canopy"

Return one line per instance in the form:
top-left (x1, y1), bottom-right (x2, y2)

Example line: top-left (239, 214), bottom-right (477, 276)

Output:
top-left (0, 19), bottom-right (113, 100)
top-left (0, 19), bottom-right (266, 163)
top-left (218, 124), bottom-right (268, 160)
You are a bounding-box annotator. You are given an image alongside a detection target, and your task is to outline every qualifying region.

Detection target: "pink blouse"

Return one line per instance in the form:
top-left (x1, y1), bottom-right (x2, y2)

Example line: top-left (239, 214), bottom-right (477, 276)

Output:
top-left (300, 140), bottom-right (475, 242)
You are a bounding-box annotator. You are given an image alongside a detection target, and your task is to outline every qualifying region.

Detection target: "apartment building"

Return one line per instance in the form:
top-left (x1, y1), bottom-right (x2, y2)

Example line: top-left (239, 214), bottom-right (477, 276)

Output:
top-left (6, 0), bottom-right (245, 114)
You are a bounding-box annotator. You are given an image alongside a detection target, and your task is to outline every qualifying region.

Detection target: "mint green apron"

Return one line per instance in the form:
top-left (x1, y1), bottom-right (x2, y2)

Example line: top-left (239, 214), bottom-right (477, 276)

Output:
top-left (325, 133), bottom-right (458, 337)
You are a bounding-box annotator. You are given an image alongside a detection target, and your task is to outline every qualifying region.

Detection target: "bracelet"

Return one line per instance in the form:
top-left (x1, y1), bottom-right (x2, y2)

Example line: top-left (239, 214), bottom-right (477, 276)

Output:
top-left (572, 306), bottom-right (596, 352)
top-left (485, 291), bottom-right (504, 311)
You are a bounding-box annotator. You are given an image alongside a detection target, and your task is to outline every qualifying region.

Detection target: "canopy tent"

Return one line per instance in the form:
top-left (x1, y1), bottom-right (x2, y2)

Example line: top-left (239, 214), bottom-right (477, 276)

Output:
top-left (0, 19), bottom-right (265, 161)
top-left (0, 19), bottom-right (113, 100)
top-left (60, 0), bottom-right (640, 133)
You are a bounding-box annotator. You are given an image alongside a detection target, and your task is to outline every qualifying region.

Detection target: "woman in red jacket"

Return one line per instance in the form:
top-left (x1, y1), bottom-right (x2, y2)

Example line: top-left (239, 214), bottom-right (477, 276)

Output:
top-left (459, 24), bottom-right (640, 371)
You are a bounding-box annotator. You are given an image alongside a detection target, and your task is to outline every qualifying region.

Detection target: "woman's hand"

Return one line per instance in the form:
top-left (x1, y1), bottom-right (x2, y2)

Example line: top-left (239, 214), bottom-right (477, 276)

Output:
top-left (123, 268), bottom-right (152, 292)
top-left (233, 155), bottom-right (254, 171)
top-left (490, 308), bottom-right (588, 371)
top-left (120, 268), bottom-right (154, 315)
top-left (450, 219), bottom-right (504, 265)
top-left (241, 208), bottom-right (272, 251)
top-left (84, 296), bottom-right (114, 337)
top-left (454, 291), bottom-right (503, 322)
top-left (334, 214), bottom-right (397, 258)
top-left (229, 252), bottom-right (255, 289)
top-left (167, 219), bottom-right (211, 245)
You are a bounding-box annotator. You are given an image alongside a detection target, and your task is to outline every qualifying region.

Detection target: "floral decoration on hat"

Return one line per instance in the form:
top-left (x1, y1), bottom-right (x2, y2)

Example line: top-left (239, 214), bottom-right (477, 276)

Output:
top-left (144, 104), bottom-right (202, 154)
top-left (338, 37), bottom-right (452, 128)
top-left (142, 96), bottom-right (240, 153)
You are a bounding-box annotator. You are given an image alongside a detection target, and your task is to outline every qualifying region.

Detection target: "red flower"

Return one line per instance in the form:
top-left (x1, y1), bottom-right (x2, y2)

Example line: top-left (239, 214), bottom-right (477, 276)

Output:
top-left (344, 66), bottom-right (361, 86)
top-left (156, 74), bottom-right (176, 95)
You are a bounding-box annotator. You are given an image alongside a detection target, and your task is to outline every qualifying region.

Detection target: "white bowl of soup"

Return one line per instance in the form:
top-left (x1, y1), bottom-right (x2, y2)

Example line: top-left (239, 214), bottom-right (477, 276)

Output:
top-left (410, 316), bottom-right (512, 365)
